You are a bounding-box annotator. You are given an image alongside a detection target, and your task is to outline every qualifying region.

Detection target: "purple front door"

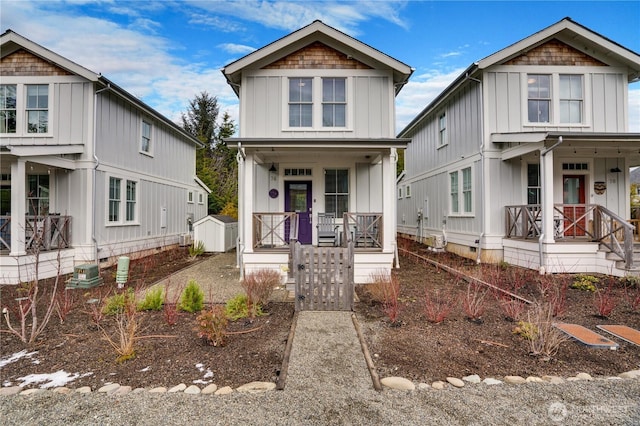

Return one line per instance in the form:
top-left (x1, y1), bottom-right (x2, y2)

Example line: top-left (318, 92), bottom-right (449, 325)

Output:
top-left (285, 181), bottom-right (312, 244)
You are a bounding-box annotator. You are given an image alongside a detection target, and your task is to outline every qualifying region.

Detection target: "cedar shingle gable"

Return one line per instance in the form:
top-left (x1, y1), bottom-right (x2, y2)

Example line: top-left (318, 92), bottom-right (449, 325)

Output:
top-left (1, 49), bottom-right (73, 76)
top-left (264, 41), bottom-right (372, 70)
top-left (504, 39), bottom-right (606, 66)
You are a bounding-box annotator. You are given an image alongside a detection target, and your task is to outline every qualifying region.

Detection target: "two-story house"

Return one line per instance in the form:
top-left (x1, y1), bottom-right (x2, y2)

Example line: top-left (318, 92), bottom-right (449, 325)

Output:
top-left (398, 18), bottom-right (640, 277)
top-left (0, 30), bottom-right (209, 285)
top-left (223, 21), bottom-right (412, 285)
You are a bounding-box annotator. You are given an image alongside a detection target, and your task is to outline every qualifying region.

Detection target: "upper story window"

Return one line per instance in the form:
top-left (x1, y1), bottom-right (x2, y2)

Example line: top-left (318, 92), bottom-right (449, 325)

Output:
top-left (527, 74), bottom-right (550, 123)
top-left (324, 169), bottom-right (349, 217)
top-left (198, 192), bottom-right (204, 204)
top-left (187, 190), bottom-right (194, 204)
top-left (322, 78), bottom-right (346, 127)
top-left (26, 85), bottom-right (49, 133)
top-left (559, 75), bottom-right (583, 124)
top-left (438, 112), bottom-right (447, 146)
top-left (141, 120), bottom-right (152, 154)
top-left (289, 78), bottom-right (313, 127)
top-left (0, 84), bottom-right (17, 133)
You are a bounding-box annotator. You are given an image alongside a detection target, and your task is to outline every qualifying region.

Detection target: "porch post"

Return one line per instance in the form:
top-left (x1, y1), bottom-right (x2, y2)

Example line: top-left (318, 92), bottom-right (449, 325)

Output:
top-left (383, 149), bottom-right (396, 252)
top-left (540, 148), bottom-right (555, 245)
top-left (10, 159), bottom-right (26, 256)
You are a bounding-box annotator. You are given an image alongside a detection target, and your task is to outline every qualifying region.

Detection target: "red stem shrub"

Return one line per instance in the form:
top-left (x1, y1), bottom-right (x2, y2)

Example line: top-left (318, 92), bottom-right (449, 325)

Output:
top-left (423, 289), bottom-right (457, 323)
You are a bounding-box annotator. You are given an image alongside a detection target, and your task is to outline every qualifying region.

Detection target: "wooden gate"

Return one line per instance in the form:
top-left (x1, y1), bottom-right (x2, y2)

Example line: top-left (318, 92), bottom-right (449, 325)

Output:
top-left (293, 242), bottom-right (354, 311)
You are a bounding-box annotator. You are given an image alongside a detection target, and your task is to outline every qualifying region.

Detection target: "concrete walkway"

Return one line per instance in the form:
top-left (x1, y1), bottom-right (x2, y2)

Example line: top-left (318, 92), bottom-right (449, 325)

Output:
top-left (285, 311), bottom-right (374, 392)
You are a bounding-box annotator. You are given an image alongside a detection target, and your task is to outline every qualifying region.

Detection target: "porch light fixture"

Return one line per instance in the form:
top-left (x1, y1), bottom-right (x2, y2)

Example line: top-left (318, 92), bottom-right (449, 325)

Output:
top-left (610, 167), bottom-right (622, 173)
top-left (269, 163), bottom-right (277, 172)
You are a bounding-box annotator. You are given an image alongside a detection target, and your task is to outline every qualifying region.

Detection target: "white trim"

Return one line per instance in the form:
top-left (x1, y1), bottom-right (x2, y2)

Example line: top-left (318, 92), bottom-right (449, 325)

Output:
top-left (105, 175), bottom-right (140, 227)
top-left (140, 118), bottom-right (154, 156)
top-left (448, 164), bottom-right (475, 217)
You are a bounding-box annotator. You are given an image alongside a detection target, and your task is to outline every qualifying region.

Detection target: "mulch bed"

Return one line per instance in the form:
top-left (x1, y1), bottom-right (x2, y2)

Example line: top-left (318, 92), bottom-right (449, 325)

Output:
top-left (1, 244), bottom-right (639, 390)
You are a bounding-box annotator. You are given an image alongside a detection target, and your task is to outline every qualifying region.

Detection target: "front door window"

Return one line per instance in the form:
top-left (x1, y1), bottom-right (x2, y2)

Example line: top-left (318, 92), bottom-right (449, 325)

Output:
top-left (285, 181), bottom-right (312, 244)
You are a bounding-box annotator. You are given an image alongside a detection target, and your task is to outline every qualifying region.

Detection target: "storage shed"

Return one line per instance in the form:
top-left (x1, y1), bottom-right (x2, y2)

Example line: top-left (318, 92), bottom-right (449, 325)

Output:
top-left (193, 215), bottom-right (238, 252)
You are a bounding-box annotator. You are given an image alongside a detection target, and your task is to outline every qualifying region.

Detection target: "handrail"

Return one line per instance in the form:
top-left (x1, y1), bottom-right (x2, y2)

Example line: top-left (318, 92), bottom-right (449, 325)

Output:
top-left (1, 215), bottom-right (72, 253)
top-left (343, 212), bottom-right (383, 249)
top-left (252, 212), bottom-right (298, 250)
top-left (593, 205), bottom-right (634, 269)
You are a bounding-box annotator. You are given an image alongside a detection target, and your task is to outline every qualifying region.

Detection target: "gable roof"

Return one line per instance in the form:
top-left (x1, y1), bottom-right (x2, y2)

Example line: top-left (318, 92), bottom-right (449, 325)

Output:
top-left (222, 20), bottom-right (413, 96)
top-left (1, 30), bottom-right (202, 148)
top-left (399, 17), bottom-right (640, 137)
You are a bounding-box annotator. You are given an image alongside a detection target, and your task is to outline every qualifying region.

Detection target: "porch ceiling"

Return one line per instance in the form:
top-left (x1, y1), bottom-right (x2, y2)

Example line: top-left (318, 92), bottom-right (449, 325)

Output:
top-left (226, 138), bottom-right (410, 150)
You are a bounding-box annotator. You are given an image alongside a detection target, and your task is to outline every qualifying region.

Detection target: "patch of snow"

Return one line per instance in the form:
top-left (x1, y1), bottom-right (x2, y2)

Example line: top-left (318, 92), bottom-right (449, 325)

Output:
top-left (0, 350), bottom-right (38, 368)
top-left (195, 363), bottom-right (204, 371)
top-left (3, 380), bottom-right (13, 387)
top-left (192, 379), bottom-right (211, 384)
top-left (203, 370), bottom-right (213, 379)
top-left (17, 371), bottom-right (93, 388)
top-left (139, 366), bottom-right (151, 372)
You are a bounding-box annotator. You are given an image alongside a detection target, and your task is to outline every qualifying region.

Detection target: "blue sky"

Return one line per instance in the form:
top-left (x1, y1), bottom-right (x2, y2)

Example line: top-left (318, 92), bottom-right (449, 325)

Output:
top-left (2, 0), bottom-right (639, 133)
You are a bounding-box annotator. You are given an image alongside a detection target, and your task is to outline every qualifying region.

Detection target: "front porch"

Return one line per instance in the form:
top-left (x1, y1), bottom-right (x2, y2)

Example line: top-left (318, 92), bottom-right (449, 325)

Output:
top-left (505, 204), bottom-right (638, 275)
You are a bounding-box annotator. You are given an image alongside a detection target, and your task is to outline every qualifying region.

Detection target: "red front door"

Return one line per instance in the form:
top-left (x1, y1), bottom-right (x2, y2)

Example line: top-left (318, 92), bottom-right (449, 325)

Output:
top-left (563, 175), bottom-right (586, 237)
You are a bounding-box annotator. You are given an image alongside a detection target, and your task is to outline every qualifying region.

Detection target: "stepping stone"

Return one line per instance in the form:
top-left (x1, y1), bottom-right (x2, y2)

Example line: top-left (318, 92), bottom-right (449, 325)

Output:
top-left (553, 323), bottom-right (618, 349)
top-left (504, 376), bottom-right (526, 384)
top-left (235, 381), bottom-right (275, 393)
top-left (446, 377), bottom-right (464, 388)
top-left (597, 325), bottom-right (640, 346)
top-left (380, 377), bottom-right (415, 390)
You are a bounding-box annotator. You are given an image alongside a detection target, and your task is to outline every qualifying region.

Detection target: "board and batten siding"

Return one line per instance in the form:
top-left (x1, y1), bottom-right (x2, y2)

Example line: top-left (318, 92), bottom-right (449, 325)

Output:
top-left (241, 73), bottom-right (393, 138)
top-left (95, 92), bottom-right (197, 184)
top-left (485, 68), bottom-right (628, 135)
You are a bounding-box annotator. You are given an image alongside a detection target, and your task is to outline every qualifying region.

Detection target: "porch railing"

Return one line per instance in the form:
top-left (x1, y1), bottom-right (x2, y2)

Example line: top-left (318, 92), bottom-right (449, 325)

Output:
top-left (252, 212), bottom-right (298, 250)
top-left (0, 215), bottom-right (72, 253)
top-left (505, 204), bottom-right (634, 269)
top-left (343, 212), bottom-right (383, 249)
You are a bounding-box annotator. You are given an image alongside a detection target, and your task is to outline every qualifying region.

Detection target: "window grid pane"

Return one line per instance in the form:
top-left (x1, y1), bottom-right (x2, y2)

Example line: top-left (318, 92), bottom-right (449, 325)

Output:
top-left (560, 75), bottom-right (583, 123)
top-left (324, 169), bottom-right (349, 217)
top-left (289, 78), bottom-right (313, 127)
top-left (141, 121), bottom-right (151, 152)
top-left (26, 85), bottom-right (49, 133)
top-left (322, 78), bottom-right (346, 127)
top-left (527, 75), bottom-right (550, 123)
top-left (450, 171), bottom-right (459, 213)
top-left (109, 177), bottom-right (121, 222)
top-left (0, 85), bottom-right (17, 133)
top-left (126, 181), bottom-right (136, 221)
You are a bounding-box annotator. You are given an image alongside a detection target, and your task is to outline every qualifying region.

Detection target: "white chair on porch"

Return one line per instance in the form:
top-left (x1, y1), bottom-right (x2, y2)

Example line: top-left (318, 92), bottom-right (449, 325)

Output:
top-left (317, 213), bottom-right (339, 246)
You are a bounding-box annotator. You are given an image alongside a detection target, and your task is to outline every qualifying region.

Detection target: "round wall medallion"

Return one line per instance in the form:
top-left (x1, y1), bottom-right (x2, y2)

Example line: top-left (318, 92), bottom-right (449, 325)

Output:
top-left (269, 188), bottom-right (279, 198)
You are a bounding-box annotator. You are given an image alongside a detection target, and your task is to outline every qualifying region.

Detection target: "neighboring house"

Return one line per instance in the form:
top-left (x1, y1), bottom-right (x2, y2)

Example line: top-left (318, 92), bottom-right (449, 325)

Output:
top-left (0, 30), bottom-right (210, 285)
top-left (223, 21), bottom-right (412, 283)
top-left (398, 18), bottom-right (640, 277)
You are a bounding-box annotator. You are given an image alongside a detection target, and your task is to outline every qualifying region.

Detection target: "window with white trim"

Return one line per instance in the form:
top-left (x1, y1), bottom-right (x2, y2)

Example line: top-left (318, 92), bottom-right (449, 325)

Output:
top-left (188, 190), bottom-right (194, 203)
top-left (109, 177), bottom-right (137, 223)
top-left (322, 78), bottom-right (346, 127)
top-left (450, 167), bottom-right (473, 215)
top-left (405, 184), bottom-right (411, 198)
top-left (398, 186), bottom-right (403, 199)
top-left (26, 84), bottom-right (49, 133)
top-left (141, 120), bottom-right (152, 154)
top-left (289, 78), bottom-right (312, 127)
top-left (198, 192), bottom-right (204, 204)
top-left (527, 163), bottom-right (540, 204)
top-left (527, 74), bottom-right (550, 123)
top-left (559, 75), bottom-right (583, 124)
top-left (0, 84), bottom-right (17, 133)
top-left (324, 169), bottom-right (349, 217)
top-left (438, 112), bottom-right (447, 146)
top-left (109, 177), bottom-right (121, 222)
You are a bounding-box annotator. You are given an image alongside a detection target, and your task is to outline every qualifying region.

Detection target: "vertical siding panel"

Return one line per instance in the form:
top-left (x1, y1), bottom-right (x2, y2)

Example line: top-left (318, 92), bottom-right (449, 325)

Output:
top-left (486, 72), bottom-right (497, 134)
top-left (507, 73), bottom-right (521, 131)
top-left (267, 76), bottom-right (281, 136)
top-left (495, 73), bottom-right (509, 133)
top-left (591, 74), bottom-right (605, 131)
top-left (354, 77), bottom-right (369, 138)
top-left (604, 74), bottom-right (617, 131)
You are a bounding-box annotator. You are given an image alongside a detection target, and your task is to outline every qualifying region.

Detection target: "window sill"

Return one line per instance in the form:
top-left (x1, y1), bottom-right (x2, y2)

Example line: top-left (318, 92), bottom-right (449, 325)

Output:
top-left (283, 127), bottom-right (353, 132)
top-left (105, 222), bottom-right (140, 227)
top-left (139, 150), bottom-right (154, 157)
top-left (437, 143), bottom-right (448, 150)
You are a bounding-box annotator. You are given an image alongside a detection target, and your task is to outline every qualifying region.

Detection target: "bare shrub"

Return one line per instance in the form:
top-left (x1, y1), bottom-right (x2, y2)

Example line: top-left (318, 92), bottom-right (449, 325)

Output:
top-left (100, 292), bottom-right (143, 362)
top-left (423, 288), bottom-right (457, 324)
top-left (623, 283), bottom-right (640, 312)
top-left (462, 283), bottom-right (487, 322)
top-left (525, 302), bottom-right (569, 360)
top-left (163, 281), bottom-right (182, 326)
top-left (195, 305), bottom-right (228, 346)
top-left (241, 269), bottom-right (280, 316)
top-left (499, 297), bottom-right (527, 322)
top-left (55, 288), bottom-right (77, 323)
top-left (544, 276), bottom-right (568, 318)
top-left (367, 271), bottom-right (401, 324)
top-left (593, 278), bottom-right (618, 318)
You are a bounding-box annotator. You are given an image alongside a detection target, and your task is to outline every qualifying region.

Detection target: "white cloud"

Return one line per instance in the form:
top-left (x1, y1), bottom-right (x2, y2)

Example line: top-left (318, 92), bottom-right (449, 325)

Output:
top-left (218, 43), bottom-right (256, 55)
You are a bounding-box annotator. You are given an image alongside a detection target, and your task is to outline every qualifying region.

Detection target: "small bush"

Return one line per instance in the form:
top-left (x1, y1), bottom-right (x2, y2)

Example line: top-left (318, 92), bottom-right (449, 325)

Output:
top-left (196, 306), bottom-right (228, 346)
top-left (241, 269), bottom-right (279, 316)
top-left (179, 280), bottom-right (204, 313)
top-left (138, 287), bottom-right (164, 311)
top-left (499, 297), bottom-right (526, 322)
top-left (570, 274), bottom-right (598, 292)
top-left (594, 280), bottom-right (618, 318)
top-left (367, 271), bottom-right (401, 324)
top-left (462, 283), bottom-right (487, 322)
top-left (189, 241), bottom-right (206, 259)
top-left (523, 302), bottom-right (569, 360)
top-left (423, 289), bottom-right (457, 324)
top-left (513, 320), bottom-right (538, 340)
top-left (103, 289), bottom-right (136, 315)
top-left (224, 294), bottom-right (250, 321)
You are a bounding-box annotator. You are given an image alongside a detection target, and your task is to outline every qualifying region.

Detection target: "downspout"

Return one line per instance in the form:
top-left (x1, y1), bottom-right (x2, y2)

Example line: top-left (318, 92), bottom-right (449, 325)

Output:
top-left (92, 83), bottom-right (111, 264)
top-left (538, 136), bottom-right (563, 273)
top-left (236, 142), bottom-right (246, 279)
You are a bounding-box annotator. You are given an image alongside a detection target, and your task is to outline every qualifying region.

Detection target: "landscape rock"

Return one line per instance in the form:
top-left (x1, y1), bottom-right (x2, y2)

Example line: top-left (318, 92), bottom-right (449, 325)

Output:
top-left (98, 383), bottom-right (120, 394)
top-left (0, 387), bottom-right (22, 396)
top-left (417, 383), bottom-right (431, 391)
top-left (380, 376), bottom-right (415, 390)
top-left (619, 370), bottom-right (640, 379)
top-left (75, 386), bottom-right (92, 394)
top-left (214, 386), bottom-right (233, 395)
top-left (525, 376), bottom-right (544, 383)
top-left (462, 374), bottom-right (481, 384)
top-left (52, 387), bottom-right (72, 394)
top-left (504, 376), bottom-right (526, 384)
top-left (133, 388), bottom-right (146, 393)
top-left (236, 381), bottom-right (276, 393)
top-left (168, 383), bottom-right (187, 393)
top-left (446, 377), bottom-right (464, 388)
top-left (575, 372), bottom-right (592, 381)
top-left (184, 385), bottom-right (201, 395)
top-left (431, 381), bottom-right (446, 390)
top-left (482, 378), bottom-right (503, 385)
top-left (201, 383), bottom-right (218, 394)
top-left (114, 386), bottom-right (132, 395)
top-left (19, 388), bottom-right (45, 396)
top-left (542, 375), bottom-right (564, 384)
top-left (148, 387), bottom-right (167, 393)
